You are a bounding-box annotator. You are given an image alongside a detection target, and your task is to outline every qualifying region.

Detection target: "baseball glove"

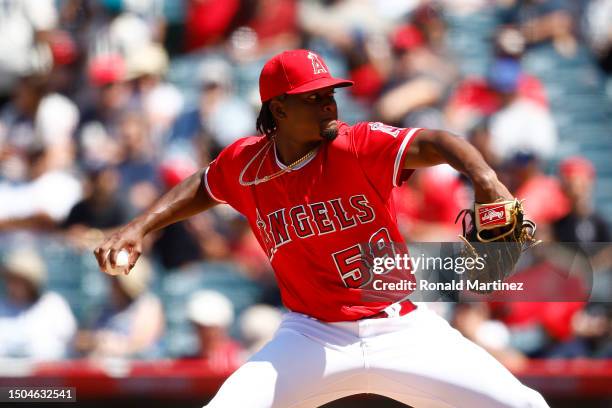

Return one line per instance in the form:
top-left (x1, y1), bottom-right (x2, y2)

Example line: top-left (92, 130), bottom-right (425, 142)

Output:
top-left (455, 199), bottom-right (540, 291)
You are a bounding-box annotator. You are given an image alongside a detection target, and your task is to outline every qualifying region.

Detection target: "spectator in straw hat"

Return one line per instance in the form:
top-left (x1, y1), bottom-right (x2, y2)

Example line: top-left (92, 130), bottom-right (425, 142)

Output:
top-left (125, 43), bottom-right (183, 144)
top-left (183, 290), bottom-right (244, 372)
top-left (74, 256), bottom-right (164, 359)
top-left (0, 248), bottom-right (76, 360)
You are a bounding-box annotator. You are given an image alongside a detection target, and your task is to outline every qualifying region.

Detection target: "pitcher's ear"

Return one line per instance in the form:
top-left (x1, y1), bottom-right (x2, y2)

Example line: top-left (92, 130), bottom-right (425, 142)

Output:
top-left (270, 99), bottom-right (287, 119)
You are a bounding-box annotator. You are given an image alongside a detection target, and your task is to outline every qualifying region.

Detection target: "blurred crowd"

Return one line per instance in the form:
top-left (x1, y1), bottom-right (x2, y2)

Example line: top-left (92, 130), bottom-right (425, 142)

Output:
top-left (0, 0), bottom-right (611, 370)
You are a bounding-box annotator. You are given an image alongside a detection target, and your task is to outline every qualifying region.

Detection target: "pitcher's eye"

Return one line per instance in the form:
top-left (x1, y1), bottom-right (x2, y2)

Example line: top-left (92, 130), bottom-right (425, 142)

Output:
top-left (305, 91), bottom-right (335, 102)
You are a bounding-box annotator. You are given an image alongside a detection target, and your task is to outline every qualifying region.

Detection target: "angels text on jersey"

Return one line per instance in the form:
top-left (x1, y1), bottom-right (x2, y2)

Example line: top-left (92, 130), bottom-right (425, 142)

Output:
top-left (255, 194), bottom-right (375, 260)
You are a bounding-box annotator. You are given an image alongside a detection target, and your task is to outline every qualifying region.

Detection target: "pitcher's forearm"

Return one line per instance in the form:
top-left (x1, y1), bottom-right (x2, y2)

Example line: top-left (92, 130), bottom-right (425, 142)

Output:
top-left (135, 169), bottom-right (218, 235)
top-left (427, 131), bottom-right (496, 184)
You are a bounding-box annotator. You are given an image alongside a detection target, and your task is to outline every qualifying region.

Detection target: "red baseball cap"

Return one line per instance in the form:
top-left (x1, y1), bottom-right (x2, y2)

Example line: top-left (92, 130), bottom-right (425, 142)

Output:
top-left (391, 24), bottom-right (424, 52)
top-left (559, 156), bottom-right (595, 180)
top-left (88, 54), bottom-right (125, 86)
top-left (259, 49), bottom-right (353, 102)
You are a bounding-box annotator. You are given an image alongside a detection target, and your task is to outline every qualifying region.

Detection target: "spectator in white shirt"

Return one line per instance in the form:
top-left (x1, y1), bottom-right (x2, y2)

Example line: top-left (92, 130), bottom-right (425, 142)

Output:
top-left (0, 0), bottom-right (58, 94)
top-left (487, 58), bottom-right (558, 163)
top-left (0, 147), bottom-right (82, 230)
top-left (0, 248), bottom-right (77, 360)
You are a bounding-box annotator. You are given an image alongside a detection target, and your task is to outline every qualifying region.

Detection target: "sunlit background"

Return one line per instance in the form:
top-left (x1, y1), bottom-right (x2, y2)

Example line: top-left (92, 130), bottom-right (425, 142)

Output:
top-left (0, 0), bottom-right (610, 407)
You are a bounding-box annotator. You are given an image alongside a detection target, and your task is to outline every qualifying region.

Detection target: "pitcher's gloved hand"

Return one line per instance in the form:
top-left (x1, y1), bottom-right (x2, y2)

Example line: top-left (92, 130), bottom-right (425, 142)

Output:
top-left (455, 199), bottom-right (540, 292)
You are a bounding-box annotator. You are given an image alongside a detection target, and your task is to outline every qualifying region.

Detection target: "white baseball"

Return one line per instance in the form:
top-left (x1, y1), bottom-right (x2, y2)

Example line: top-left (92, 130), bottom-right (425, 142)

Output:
top-left (106, 249), bottom-right (130, 275)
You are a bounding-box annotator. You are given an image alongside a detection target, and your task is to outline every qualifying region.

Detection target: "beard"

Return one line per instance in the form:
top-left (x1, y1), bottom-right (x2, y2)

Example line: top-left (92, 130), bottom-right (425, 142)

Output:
top-left (321, 124), bottom-right (338, 141)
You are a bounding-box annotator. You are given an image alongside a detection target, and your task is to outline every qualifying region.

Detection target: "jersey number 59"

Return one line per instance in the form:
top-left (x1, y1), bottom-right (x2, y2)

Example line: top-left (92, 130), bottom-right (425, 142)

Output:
top-left (332, 228), bottom-right (396, 288)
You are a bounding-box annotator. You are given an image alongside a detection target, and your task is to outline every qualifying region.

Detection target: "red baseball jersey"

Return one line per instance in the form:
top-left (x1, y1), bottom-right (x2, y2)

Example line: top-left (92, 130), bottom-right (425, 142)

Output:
top-left (205, 121), bottom-right (422, 322)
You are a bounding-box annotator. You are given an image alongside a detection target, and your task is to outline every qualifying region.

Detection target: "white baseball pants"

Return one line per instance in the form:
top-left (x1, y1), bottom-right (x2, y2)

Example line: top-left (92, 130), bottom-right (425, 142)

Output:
top-left (205, 305), bottom-right (549, 408)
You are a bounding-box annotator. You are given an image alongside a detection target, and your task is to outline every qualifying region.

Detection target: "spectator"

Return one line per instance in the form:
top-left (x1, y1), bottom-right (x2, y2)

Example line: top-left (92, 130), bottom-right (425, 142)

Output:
top-left (64, 164), bottom-right (127, 229)
top-left (152, 158), bottom-right (205, 270)
top-left (445, 59), bottom-right (548, 136)
top-left (0, 74), bottom-right (79, 182)
top-left (298, 4), bottom-right (398, 108)
top-left (239, 304), bottom-right (282, 357)
top-left (196, 59), bottom-right (256, 148)
top-left (154, 157), bottom-right (243, 269)
top-left (184, 0), bottom-right (241, 52)
top-left (298, 0), bottom-right (394, 52)
top-left (553, 158), bottom-right (612, 305)
top-left (412, 2), bottom-right (449, 54)
top-left (77, 53), bottom-right (129, 166)
top-left (376, 24), bottom-right (456, 128)
top-left (124, 43), bottom-right (183, 145)
top-left (0, 0), bottom-right (58, 95)
top-left (452, 303), bottom-right (527, 371)
top-left (546, 304), bottom-right (611, 358)
top-left (393, 166), bottom-right (469, 242)
top-left (0, 248), bottom-right (76, 360)
top-left (240, 0), bottom-right (299, 57)
top-left (184, 209), bottom-right (237, 264)
top-left (440, 0), bottom-right (491, 15)
top-left (74, 256), bottom-right (164, 359)
top-left (467, 119), bottom-right (497, 167)
top-left (504, 153), bottom-right (569, 231)
top-left (104, 3), bottom-right (166, 47)
top-left (183, 290), bottom-right (244, 372)
top-left (115, 112), bottom-right (161, 213)
top-left (584, 0), bottom-right (612, 74)
top-left (108, 12), bottom-right (157, 55)
top-left (486, 59), bottom-right (557, 163)
top-left (168, 58), bottom-right (255, 151)
top-left (62, 164), bottom-right (129, 249)
top-left (553, 156), bottom-right (610, 243)
top-left (0, 146), bottom-right (82, 231)
top-left (494, 27), bottom-right (527, 60)
top-left (227, 214), bottom-right (277, 289)
top-left (488, 257), bottom-right (589, 357)
top-left (498, 0), bottom-right (578, 57)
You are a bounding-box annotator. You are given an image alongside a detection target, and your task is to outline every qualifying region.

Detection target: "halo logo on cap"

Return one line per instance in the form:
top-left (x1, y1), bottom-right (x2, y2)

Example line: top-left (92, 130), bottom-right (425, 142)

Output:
top-left (307, 52), bottom-right (327, 75)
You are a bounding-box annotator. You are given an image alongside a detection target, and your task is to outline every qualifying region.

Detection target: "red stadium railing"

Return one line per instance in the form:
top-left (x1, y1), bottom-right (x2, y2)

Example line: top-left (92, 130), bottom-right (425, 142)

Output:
top-left (514, 359), bottom-right (612, 398)
top-left (0, 359), bottom-right (610, 401)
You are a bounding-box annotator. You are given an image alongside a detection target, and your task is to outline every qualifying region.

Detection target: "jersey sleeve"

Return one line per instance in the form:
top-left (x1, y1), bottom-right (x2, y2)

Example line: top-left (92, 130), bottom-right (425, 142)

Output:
top-left (203, 139), bottom-right (245, 206)
top-left (203, 161), bottom-right (227, 204)
top-left (350, 122), bottom-right (422, 196)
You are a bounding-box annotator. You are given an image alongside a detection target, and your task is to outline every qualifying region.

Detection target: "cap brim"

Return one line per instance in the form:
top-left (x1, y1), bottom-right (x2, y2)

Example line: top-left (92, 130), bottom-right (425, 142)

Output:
top-left (286, 77), bottom-right (353, 95)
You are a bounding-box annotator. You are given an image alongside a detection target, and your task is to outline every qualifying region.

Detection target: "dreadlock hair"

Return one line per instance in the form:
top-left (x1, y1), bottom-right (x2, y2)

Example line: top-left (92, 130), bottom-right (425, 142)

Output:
top-left (256, 101), bottom-right (277, 139)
